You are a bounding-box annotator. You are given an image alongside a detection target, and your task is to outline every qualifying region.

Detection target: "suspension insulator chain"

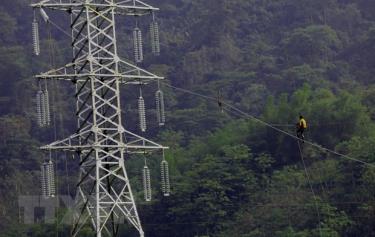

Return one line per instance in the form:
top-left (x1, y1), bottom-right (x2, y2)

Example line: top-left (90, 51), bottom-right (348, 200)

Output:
top-left (133, 27), bottom-right (143, 63)
top-left (32, 19), bottom-right (40, 56)
top-left (36, 88), bottom-right (51, 127)
top-left (36, 90), bottom-right (44, 127)
top-left (41, 160), bottom-right (55, 198)
top-left (43, 89), bottom-right (51, 126)
top-left (160, 159), bottom-right (170, 196)
top-left (150, 20), bottom-right (160, 56)
top-left (138, 95), bottom-right (147, 132)
top-left (155, 89), bottom-right (165, 126)
top-left (143, 165), bottom-right (152, 202)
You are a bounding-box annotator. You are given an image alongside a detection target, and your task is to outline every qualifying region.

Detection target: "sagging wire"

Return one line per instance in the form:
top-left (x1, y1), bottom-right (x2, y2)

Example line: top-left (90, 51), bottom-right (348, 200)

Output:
top-left (161, 82), bottom-right (375, 168)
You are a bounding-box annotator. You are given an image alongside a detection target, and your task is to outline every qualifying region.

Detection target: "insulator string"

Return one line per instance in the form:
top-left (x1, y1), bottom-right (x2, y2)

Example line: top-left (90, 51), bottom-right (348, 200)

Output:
top-left (43, 87), bottom-right (51, 126)
top-left (36, 85), bottom-right (44, 127)
top-left (32, 17), bottom-right (40, 56)
top-left (150, 18), bottom-right (160, 56)
top-left (155, 88), bottom-right (165, 126)
top-left (143, 158), bottom-right (152, 202)
top-left (40, 152), bottom-right (56, 198)
top-left (138, 87), bottom-right (147, 132)
top-left (36, 83), bottom-right (51, 127)
top-left (133, 26), bottom-right (143, 63)
top-left (160, 151), bottom-right (170, 197)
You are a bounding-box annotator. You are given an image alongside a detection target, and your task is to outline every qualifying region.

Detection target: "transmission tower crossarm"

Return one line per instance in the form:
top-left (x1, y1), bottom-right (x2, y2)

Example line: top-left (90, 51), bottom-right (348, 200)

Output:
top-left (35, 58), bottom-right (164, 84)
top-left (40, 129), bottom-right (168, 152)
top-left (31, 0), bottom-right (159, 15)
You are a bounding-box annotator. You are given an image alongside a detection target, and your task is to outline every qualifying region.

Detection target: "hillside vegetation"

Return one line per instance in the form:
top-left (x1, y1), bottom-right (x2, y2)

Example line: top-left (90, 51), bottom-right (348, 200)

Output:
top-left (0, 0), bottom-right (374, 236)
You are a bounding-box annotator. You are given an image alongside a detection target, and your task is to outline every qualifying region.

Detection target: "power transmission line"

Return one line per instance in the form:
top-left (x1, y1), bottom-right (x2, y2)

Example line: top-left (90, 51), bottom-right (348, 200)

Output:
top-left (162, 82), bottom-right (375, 168)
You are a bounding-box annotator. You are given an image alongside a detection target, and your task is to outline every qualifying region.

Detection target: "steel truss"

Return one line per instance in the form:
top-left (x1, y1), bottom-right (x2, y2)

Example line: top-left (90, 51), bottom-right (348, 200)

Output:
top-left (31, 1), bottom-right (166, 236)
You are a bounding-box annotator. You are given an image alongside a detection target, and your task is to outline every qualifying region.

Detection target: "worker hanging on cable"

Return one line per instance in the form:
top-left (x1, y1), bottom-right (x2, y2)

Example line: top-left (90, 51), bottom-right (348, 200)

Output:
top-left (296, 114), bottom-right (307, 142)
top-left (217, 90), bottom-right (224, 113)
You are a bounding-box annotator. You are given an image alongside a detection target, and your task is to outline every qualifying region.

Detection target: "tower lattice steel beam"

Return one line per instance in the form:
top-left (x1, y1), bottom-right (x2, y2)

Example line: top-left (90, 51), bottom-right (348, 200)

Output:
top-left (31, 1), bottom-right (167, 236)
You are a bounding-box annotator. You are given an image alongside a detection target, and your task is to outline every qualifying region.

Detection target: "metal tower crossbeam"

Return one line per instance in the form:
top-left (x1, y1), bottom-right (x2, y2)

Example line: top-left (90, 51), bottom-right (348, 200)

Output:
top-left (34, 58), bottom-right (163, 84)
top-left (31, 0), bottom-right (159, 15)
top-left (31, 1), bottom-right (165, 236)
top-left (40, 129), bottom-right (168, 152)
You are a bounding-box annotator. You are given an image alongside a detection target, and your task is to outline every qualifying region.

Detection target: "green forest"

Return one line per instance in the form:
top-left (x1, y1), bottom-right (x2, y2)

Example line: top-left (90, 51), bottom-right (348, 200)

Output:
top-left (0, 0), bottom-right (375, 236)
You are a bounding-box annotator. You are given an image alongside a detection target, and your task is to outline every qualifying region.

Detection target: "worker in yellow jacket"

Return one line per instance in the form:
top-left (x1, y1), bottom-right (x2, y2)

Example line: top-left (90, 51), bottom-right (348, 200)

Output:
top-left (296, 115), bottom-right (307, 141)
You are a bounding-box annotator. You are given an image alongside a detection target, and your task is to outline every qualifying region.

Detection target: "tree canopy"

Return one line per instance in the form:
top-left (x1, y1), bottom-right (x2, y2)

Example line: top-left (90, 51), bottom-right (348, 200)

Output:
top-left (0, 0), bottom-right (374, 236)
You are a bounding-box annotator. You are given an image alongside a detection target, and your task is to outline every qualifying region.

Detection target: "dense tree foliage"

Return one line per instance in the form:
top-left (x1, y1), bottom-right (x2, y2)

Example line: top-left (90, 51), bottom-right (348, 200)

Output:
top-left (0, 0), bottom-right (374, 236)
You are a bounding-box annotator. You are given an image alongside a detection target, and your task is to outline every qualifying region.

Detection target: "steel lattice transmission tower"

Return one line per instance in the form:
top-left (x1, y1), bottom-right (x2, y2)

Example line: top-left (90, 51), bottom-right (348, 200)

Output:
top-left (31, 1), bottom-right (167, 236)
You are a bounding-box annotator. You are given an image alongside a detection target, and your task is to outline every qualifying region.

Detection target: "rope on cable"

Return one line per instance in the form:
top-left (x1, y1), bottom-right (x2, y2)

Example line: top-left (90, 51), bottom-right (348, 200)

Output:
top-left (297, 142), bottom-right (323, 237)
top-left (267, 122), bottom-right (360, 128)
top-left (222, 100), bottom-right (374, 194)
top-left (35, 9), bottom-right (60, 235)
top-left (161, 83), bottom-right (354, 233)
top-left (161, 82), bottom-right (375, 168)
top-left (47, 15), bottom-right (61, 237)
top-left (48, 19), bottom-right (71, 38)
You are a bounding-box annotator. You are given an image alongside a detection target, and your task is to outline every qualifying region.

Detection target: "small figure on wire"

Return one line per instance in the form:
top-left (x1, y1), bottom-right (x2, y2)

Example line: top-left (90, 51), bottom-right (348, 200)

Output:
top-left (296, 114), bottom-right (307, 143)
top-left (217, 90), bottom-right (224, 113)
